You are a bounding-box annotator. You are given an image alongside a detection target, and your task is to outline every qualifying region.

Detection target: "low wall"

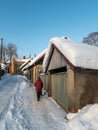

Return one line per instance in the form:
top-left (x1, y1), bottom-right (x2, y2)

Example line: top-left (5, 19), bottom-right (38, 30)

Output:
top-left (75, 69), bottom-right (98, 109)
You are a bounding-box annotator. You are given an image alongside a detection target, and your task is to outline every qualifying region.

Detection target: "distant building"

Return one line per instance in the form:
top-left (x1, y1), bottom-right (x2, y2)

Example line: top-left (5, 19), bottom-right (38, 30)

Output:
top-left (9, 56), bottom-right (31, 74)
top-left (21, 49), bottom-right (47, 83)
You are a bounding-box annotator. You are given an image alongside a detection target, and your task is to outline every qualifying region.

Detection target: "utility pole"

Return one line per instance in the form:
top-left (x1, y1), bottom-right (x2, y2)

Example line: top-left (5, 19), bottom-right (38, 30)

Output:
top-left (0, 38), bottom-right (3, 63)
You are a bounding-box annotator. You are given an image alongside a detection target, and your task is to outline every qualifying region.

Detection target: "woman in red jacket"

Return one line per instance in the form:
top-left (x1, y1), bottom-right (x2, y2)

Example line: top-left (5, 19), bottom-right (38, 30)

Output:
top-left (34, 77), bottom-right (43, 101)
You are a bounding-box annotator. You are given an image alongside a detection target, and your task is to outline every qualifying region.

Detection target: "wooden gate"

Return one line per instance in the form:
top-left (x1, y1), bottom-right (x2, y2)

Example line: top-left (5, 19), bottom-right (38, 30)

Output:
top-left (51, 72), bottom-right (68, 111)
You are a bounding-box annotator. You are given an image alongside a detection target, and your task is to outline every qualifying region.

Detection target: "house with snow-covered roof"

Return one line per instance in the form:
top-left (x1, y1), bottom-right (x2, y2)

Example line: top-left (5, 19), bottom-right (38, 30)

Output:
top-left (43, 37), bottom-right (98, 112)
top-left (21, 49), bottom-right (47, 83)
top-left (9, 56), bottom-right (31, 75)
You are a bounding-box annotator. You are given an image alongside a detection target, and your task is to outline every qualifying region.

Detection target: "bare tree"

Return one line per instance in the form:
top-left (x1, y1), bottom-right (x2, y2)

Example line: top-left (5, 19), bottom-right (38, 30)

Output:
top-left (82, 32), bottom-right (98, 47)
top-left (6, 43), bottom-right (18, 61)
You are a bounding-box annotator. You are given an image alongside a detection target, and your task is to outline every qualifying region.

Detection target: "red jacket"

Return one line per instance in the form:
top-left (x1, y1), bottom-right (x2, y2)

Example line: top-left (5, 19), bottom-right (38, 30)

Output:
top-left (34, 77), bottom-right (43, 93)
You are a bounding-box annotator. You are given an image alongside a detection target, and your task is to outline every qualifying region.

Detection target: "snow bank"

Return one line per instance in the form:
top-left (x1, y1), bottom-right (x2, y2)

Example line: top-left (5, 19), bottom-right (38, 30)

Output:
top-left (66, 104), bottom-right (98, 130)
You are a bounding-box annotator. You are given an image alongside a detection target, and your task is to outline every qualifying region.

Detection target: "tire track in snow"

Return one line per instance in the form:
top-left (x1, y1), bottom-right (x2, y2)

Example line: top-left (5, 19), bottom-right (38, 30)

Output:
top-left (0, 75), bottom-right (31, 130)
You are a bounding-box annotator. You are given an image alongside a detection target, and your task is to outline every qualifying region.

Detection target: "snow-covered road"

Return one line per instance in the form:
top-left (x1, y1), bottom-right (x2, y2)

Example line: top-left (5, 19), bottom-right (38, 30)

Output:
top-left (0, 74), bottom-right (66, 130)
top-left (1, 74), bottom-right (98, 130)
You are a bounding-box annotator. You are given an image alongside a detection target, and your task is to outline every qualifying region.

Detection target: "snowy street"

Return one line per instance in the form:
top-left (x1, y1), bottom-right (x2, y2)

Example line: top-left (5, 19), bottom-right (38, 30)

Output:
top-left (0, 74), bottom-right (66, 130)
top-left (0, 74), bottom-right (98, 130)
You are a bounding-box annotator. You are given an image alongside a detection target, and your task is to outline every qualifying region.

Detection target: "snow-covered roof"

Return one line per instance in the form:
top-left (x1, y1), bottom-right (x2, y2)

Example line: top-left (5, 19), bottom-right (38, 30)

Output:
top-left (16, 58), bottom-right (31, 63)
top-left (43, 37), bottom-right (98, 72)
top-left (22, 49), bottom-right (47, 71)
top-left (20, 58), bottom-right (32, 69)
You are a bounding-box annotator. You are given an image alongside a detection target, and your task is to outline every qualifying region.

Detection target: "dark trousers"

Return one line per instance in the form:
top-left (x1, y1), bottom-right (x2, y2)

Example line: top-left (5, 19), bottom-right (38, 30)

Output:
top-left (37, 92), bottom-right (42, 101)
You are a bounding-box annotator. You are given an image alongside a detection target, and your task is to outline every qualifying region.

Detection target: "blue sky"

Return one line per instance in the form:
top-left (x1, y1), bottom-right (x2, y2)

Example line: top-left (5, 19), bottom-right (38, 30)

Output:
top-left (0, 0), bottom-right (98, 58)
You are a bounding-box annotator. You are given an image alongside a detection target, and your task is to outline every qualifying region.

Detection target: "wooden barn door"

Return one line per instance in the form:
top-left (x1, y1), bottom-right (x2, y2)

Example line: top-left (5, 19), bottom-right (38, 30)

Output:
top-left (51, 72), bottom-right (68, 111)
